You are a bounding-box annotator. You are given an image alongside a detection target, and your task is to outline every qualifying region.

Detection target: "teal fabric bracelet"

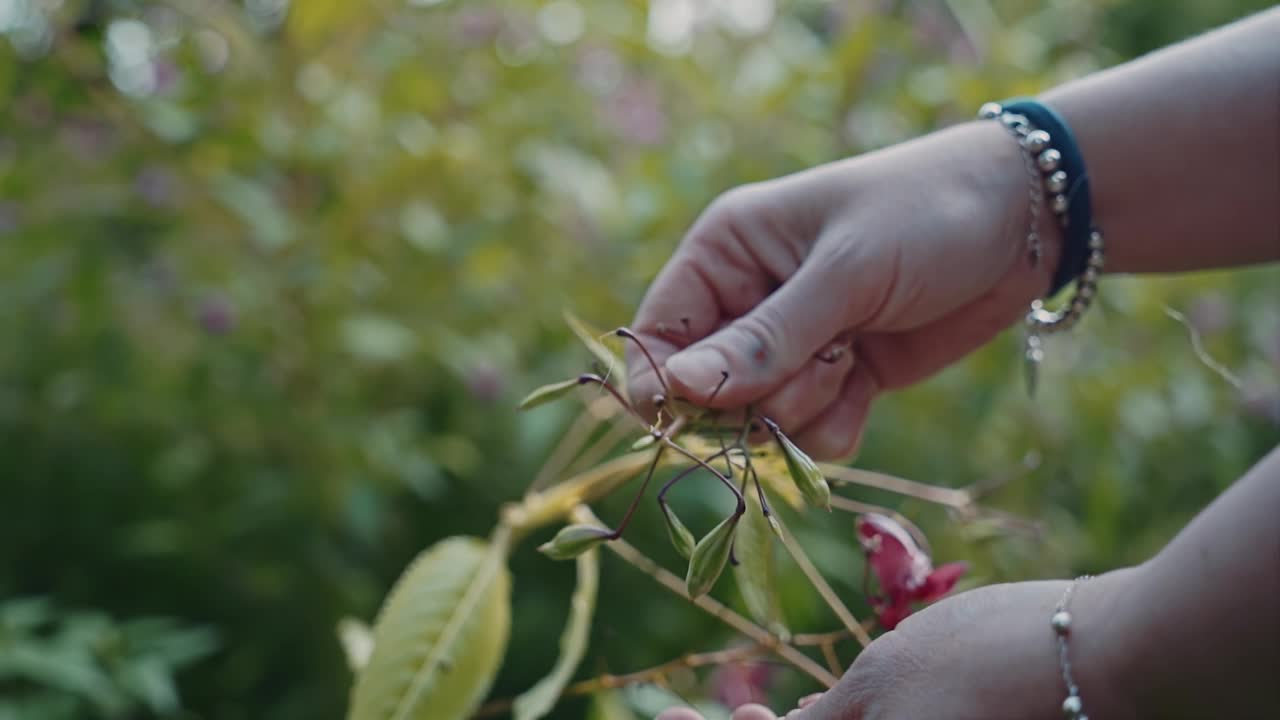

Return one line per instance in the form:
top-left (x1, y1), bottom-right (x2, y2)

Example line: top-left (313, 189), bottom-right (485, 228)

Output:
top-left (1001, 98), bottom-right (1094, 296)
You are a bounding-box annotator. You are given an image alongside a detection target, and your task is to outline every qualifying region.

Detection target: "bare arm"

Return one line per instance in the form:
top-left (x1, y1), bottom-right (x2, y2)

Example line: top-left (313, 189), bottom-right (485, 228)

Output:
top-left (1044, 6), bottom-right (1280, 273)
top-left (1105, 445), bottom-right (1280, 718)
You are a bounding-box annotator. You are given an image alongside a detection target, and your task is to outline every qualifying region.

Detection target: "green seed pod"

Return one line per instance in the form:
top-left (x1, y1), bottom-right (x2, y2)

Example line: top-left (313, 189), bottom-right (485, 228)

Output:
top-left (518, 379), bottom-right (581, 410)
top-left (630, 434), bottom-right (658, 451)
top-left (685, 513), bottom-right (741, 598)
top-left (660, 503), bottom-right (697, 560)
top-left (766, 420), bottom-right (831, 511)
top-left (537, 524), bottom-right (612, 560)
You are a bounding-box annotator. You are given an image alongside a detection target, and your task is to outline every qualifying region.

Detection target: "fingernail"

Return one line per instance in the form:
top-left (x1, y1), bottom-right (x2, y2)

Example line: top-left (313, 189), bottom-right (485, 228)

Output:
top-left (665, 347), bottom-right (728, 397)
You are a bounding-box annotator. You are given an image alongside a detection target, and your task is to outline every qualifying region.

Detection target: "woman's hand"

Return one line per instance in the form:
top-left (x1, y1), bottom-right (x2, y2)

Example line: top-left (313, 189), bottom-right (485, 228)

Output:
top-left (658, 569), bottom-right (1141, 720)
top-left (626, 120), bottom-right (1058, 458)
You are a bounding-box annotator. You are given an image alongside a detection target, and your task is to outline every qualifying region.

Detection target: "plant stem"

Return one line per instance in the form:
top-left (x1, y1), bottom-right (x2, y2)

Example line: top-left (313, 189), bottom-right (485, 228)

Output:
top-left (573, 506), bottom-right (839, 688)
top-left (503, 452), bottom-right (685, 537)
top-left (661, 436), bottom-right (745, 514)
top-left (773, 516), bottom-right (873, 648)
top-left (565, 412), bottom-right (640, 477)
top-left (471, 645), bottom-right (770, 718)
top-left (529, 406), bottom-right (607, 494)
top-left (819, 463), bottom-right (972, 508)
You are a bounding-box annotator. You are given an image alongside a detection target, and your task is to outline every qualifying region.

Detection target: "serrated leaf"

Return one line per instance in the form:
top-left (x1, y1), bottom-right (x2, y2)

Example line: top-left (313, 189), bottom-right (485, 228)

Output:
top-left (512, 548), bottom-right (599, 720)
top-left (538, 524), bottom-right (612, 560)
top-left (685, 514), bottom-right (740, 598)
top-left (660, 503), bottom-right (696, 560)
top-left (348, 536), bottom-right (511, 720)
top-left (563, 310), bottom-right (627, 395)
top-left (732, 491), bottom-right (788, 637)
top-left (518, 379), bottom-right (581, 411)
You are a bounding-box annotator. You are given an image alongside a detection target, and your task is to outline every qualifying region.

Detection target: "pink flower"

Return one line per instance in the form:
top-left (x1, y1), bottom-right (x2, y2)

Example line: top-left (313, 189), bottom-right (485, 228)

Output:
top-left (856, 513), bottom-right (967, 630)
top-left (708, 657), bottom-right (775, 709)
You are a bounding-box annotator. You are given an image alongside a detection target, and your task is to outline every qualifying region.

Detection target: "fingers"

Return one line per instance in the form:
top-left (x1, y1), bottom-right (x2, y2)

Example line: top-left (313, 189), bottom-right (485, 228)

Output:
top-left (754, 351), bottom-right (855, 433)
top-left (655, 704), bottom-right (779, 720)
top-left (655, 707), bottom-right (706, 717)
top-left (655, 709), bottom-right (704, 720)
top-left (731, 703), bottom-right (778, 720)
top-left (664, 259), bottom-right (852, 409)
top-left (789, 365), bottom-right (879, 460)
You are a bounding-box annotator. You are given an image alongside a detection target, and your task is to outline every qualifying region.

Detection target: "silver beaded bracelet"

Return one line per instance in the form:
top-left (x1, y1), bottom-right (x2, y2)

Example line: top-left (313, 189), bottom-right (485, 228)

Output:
top-left (1052, 575), bottom-right (1094, 719)
top-left (978, 103), bottom-right (1107, 395)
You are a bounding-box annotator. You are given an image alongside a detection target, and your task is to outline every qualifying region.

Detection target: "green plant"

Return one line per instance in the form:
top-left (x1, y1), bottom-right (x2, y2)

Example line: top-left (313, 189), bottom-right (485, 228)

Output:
top-left (0, 598), bottom-right (216, 720)
top-left (342, 316), bottom-right (1036, 720)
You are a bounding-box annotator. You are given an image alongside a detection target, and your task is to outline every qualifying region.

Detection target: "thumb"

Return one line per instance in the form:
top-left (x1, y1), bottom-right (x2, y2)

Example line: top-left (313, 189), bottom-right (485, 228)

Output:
top-left (664, 261), bottom-right (845, 407)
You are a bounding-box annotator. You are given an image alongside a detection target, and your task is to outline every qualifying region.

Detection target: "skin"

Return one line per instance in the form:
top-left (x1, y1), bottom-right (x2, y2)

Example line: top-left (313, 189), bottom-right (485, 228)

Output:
top-left (640, 7), bottom-right (1280, 720)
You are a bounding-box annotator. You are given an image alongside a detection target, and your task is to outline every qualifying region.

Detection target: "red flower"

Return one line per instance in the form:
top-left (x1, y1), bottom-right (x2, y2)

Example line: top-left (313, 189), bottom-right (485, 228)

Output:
top-left (856, 513), bottom-right (967, 630)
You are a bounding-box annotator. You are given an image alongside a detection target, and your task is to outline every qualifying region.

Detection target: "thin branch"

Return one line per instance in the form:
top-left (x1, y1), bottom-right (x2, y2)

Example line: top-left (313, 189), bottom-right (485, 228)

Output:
top-left (774, 517), bottom-right (873, 648)
top-left (819, 642), bottom-right (843, 678)
top-left (566, 412), bottom-right (642, 477)
top-left (1163, 304), bottom-right (1244, 390)
top-left (530, 405), bottom-right (608, 494)
top-left (791, 628), bottom-right (871, 647)
top-left (573, 506), bottom-right (840, 688)
top-left (472, 644), bottom-right (771, 716)
top-left (819, 464), bottom-right (971, 508)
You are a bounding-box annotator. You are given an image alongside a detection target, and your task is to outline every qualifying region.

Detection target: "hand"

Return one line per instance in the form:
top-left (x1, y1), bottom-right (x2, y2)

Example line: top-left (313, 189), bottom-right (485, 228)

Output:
top-left (657, 570), bottom-right (1140, 720)
top-left (626, 120), bottom-right (1059, 458)
top-left (655, 696), bottom-right (823, 720)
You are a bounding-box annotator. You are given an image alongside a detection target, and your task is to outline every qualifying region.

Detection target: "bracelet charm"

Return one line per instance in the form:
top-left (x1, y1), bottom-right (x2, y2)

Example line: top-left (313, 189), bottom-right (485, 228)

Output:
top-left (978, 100), bottom-right (1106, 396)
top-left (1053, 575), bottom-right (1094, 719)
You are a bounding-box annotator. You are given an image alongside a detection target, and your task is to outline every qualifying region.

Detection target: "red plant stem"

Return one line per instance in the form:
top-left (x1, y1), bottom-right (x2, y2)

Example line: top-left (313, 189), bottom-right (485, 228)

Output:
top-left (577, 373), bottom-right (650, 428)
top-left (614, 327), bottom-right (670, 395)
top-left (606, 446), bottom-right (666, 540)
top-left (659, 439), bottom-right (745, 514)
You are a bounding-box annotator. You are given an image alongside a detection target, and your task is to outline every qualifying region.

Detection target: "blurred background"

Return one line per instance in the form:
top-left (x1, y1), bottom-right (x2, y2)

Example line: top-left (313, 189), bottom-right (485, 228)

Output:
top-left (1, 0), bottom-right (1276, 718)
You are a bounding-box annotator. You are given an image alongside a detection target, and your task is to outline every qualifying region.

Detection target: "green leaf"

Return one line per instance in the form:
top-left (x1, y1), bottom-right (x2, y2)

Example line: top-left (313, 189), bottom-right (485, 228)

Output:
top-left (732, 491), bottom-right (788, 637)
top-left (563, 310), bottom-right (626, 394)
top-left (660, 503), bottom-right (696, 560)
top-left (685, 513), bottom-right (740, 598)
top-left (348, 536), bottom-right (512, 720)
top-left (767, 421), bottom-right (831, 510)
top-left (518, 379), bottom-right (581, 411)
top-left (537, 524), bottom-right (612, 561)
top-left (512, 548), bottom-right (599, 720)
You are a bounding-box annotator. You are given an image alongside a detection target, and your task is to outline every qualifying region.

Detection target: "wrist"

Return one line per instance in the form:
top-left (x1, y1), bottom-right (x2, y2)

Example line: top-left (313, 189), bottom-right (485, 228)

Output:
top-left (962, 118), bottom-right (1065, 301)
top-left (1067, 566), bottom-right (1147, 720)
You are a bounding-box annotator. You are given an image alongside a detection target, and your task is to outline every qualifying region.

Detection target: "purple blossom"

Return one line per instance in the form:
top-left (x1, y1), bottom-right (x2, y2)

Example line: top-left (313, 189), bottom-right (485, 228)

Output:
top-left (0, 203), bottom-right (19, 235)
top-left (58, 119), bottom-right (117, 164)
top-left (465, 363), bottom-right (506, 404)
top-left (600, 80), bottom-right (668, 146)
top-left (454, 8), bottom-right (504, 47)
top-left (135, 166), bottom-right (180, 208)
top-left (198, 294), bottom-right (236, 335)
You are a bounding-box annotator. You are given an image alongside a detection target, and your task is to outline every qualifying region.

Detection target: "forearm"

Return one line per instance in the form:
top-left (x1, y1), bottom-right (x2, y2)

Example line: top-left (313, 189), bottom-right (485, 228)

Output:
top-left (1118, 445), bottom-right (1280, 718)
top-left (1043, 7), bottom-right (1280, 274)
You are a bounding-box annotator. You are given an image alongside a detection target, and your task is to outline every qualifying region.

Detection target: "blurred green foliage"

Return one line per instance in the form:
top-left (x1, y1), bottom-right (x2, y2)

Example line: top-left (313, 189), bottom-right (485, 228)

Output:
top-left (0, 0), bottom-right (1275, 718)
